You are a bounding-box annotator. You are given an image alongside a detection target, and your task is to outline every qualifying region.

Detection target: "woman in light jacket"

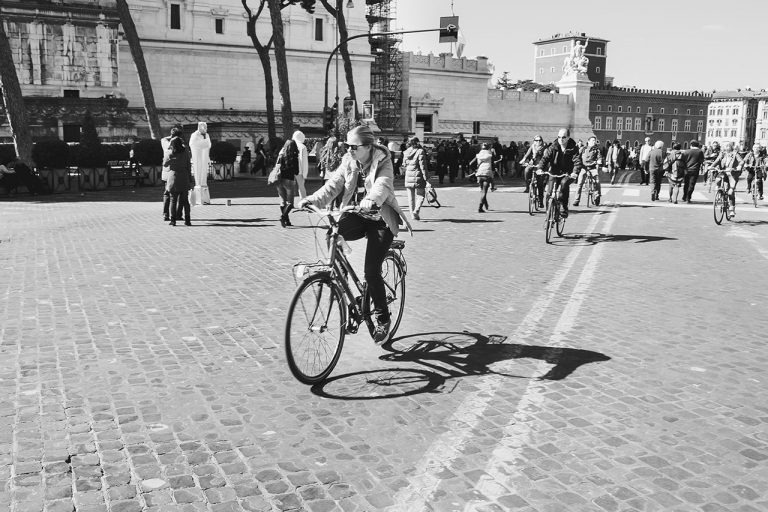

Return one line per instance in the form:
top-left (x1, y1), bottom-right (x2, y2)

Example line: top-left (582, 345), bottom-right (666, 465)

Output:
top-left (402, 136), bottom-right (428, 221)
top-left (299, 126), bottom-right (411, 344)
top-left (470, 142), bottom-right (495, 212)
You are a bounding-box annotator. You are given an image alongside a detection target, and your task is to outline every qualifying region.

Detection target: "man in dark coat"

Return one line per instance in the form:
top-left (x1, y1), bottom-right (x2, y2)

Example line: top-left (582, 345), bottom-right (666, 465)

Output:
top-left (538, 128), bottom-right (582, 217)
top-left (605, 139), bottom-right (628, 185)
top-left (682, 140), bottom-right (705, 203)
top-left (648, 141), bottom-right (666, 201)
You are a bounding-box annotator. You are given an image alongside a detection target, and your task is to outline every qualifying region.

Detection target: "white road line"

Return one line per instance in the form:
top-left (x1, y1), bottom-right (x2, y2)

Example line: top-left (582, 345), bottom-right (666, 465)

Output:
top-left (388, 209), bottom-right (610, 511)
top-left (466, 208), bottom-right (619, 509)
top-left (622, 188), bottom-right (640, 197)
top-left (728, 226), bottom-right (768, 261)
top-left (691, 191), bottom-right (708, 201)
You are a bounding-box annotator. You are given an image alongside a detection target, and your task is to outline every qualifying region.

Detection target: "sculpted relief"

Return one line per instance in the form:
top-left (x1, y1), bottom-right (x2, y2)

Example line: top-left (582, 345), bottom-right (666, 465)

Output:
top-left (6, 17), bottom-right (118, 87)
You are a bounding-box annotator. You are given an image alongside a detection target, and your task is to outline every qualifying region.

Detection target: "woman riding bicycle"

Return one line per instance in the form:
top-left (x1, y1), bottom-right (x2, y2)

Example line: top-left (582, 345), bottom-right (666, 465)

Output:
top-left (573, 135), bottom-right (603, 206)
top-left (712, 142), bottom-right (743, 215)
top-left (740, 143), bottom-right (766, 201)
top-left (298, 125), bottom-right (411, 343)
top-left (520, 136), bottom-right (546, 206)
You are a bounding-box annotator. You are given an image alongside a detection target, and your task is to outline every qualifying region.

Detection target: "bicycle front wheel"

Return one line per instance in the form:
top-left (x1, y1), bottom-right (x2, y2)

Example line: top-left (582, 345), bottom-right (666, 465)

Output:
top-left (528, 186), bottom-right (536, 215)
top-left (556, 203), bottom-right (566, 236)
top-left (753, 185), bottom-right (759, 208)
top-left (545, 197), bottom-right (555, 244)
top-left (713, 190), bottom-right (725, 225)
top-left (363, 251), bottom-right (406, 344)
top-left (586, 179), bottom-right (593, 208)
top-left (285, 273), bottom-right (346, 384)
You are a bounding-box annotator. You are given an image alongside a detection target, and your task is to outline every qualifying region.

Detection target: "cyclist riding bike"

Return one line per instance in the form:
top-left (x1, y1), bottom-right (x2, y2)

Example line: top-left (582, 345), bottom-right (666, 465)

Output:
top-left (573, 135), bottom-right (603, 206)
top-left (537, 128), bottom-right (582, 218)
top-left (298, 125), bottom-right (412, 343)
top-left (704, 141), bottom-right (721, 184)
top-left (711, 142), bottom-right (743, 215)
top-left (740, 143), bottom-right (766, 201)
top-left (520, 135), bottom-right (546, 207)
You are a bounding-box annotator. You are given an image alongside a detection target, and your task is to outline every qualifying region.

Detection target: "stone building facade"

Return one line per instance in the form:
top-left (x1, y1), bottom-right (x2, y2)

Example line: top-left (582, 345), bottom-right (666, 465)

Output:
top-left (705, 90), bottom-right (763, 149)
top-left (0, 0), bottom-right (372, 147)
top-left (398, 51), bottom-right (594, 144)
top-left (756, 98), bottom-right (768, 148)
top-left (590, 86), bottom-right (711, 150)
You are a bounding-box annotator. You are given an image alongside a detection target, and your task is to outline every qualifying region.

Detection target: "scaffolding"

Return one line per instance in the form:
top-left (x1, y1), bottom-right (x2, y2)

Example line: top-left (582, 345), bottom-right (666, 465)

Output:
top-left (366, 0), bottom-right (402, 133)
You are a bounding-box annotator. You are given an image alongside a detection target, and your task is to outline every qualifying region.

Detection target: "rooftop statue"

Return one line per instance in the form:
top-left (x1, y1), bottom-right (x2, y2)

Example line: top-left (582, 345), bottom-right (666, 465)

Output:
top-left (562, 39), bottom-right (589, 78)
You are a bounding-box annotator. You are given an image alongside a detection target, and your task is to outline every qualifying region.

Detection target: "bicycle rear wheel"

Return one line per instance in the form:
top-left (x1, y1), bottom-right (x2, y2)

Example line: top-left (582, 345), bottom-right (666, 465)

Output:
top-left (285, 273), bottom-right (346, 384)
top-left (753, 184), bottom-right (759, 208)
top-left (586, 179), bottom-right (593, 208)
top-left (363, 251), bottom-right (406, 344)
top-left (713, 190), bottom-right (725, 225)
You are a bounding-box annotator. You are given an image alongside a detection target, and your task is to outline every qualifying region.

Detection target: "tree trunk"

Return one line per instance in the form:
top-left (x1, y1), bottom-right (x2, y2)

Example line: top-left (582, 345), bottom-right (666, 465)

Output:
top-left (116, 0), bottom-right (162, 139)
top-left (0, 19), bottom-right (33, 165)
top-left (320, 0), bottom-right (358, 119)
top-left (267, 0), bottom-right (293, 137)
top-left (256, 48), bottom-right (278, 141)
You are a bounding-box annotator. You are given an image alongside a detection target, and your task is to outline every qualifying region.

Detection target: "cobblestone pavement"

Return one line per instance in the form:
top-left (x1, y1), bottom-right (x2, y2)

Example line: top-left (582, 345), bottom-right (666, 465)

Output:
top-left (1, 175), bottom-right (767, 512)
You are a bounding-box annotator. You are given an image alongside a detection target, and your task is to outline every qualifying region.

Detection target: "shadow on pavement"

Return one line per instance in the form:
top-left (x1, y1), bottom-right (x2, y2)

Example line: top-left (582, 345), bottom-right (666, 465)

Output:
top-left (560, 232), bottom-right (677, 245)
top-left (733, 219), bottom-right (768, 226)
top-left (311, 331), bottom-right (610, 400)
top-left (421, 218), bottom-right (502, 224)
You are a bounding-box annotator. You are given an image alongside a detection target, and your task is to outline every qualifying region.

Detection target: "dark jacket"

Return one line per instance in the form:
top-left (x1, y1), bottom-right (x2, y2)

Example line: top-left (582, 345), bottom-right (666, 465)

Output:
top-left (278, 140), bottom-right (300, 180)
top-left (580, 145), bottom-right (603, 168)
top-left (605, 145), bottom-right (628, 170)
top-left (648, 147), bottom-right (666, 172)
top-left (538, 137), bottom-right (582, 176)
top-left (683, 147), bottom-right (705, 174)
top-left (163, 138), bottom-right (192, 193)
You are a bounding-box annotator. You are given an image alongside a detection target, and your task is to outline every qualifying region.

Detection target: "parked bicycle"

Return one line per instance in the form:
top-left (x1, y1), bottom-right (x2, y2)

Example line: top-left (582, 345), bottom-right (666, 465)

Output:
top-left (544, 171), bottom-right (568, 243)
top-left (713, 171), bottom-right (735, 225)
top-left (284, 205), bottom-right (407, 384)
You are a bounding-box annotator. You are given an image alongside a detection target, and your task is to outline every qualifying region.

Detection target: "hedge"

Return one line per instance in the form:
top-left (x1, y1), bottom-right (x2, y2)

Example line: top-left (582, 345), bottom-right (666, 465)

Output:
top-left (32, 139), bottom-right (70, 169)
top-left (210, 141), bottom-right (238, 164)
top-left (134, 139), bottom-right (163, 166)
top-left (0, 144), bottom-right (16, 166)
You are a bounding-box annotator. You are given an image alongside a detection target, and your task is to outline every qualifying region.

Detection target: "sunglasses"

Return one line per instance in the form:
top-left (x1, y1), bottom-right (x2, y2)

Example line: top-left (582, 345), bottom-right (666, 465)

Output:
top-left (345, 144), bottom-right (368, 151)
top-left (534, 139), bottom-right (542, 142)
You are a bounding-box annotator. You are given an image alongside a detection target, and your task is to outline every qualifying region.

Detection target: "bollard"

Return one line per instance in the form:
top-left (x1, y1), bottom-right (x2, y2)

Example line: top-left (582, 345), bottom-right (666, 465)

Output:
top-left (226, 199), bottom-right (231, 206)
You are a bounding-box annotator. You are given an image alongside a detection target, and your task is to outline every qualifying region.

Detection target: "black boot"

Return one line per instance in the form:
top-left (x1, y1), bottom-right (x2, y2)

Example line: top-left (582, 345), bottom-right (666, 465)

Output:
top-left (279, 205), bottom-right (287, 227)
top-left (283, 204), bottom-right (293, 227)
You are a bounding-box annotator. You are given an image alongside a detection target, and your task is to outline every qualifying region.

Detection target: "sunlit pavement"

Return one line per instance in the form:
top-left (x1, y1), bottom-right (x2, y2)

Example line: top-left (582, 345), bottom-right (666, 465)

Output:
top-left (1, 175), bottom-right (767, 512)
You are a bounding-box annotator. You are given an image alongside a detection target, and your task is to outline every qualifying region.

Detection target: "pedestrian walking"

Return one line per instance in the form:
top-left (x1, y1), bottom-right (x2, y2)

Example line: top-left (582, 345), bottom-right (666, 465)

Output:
top-left (292, 130), bottom-right (310, 199)
top-left (240, 146), bottom-right (251, 175)
top-left (469, 142), bottom-right (495, 212)
top-left (682, 140), bottom-right (705, 202)
top-left (639, 136), bottom-right (653, 185)
top-left (605, 139), bottom-right (628, 185)
top-left (164, 136), bottom-right (193, 226)
top-left (275, 138), bottom-right (301, 227)
top-left (253, 138), bottom-right (267, 175)
top-left (403, 136), bottom-right (428, 221)
top-left (665, 143), bottom-right (686, 204)
top-left (648, 141), bottom-right (666, 201)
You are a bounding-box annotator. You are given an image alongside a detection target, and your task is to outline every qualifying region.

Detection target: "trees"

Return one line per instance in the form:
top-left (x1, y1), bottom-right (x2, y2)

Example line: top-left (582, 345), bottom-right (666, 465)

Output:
top-left (495, 71), bottom-right (515, 90)
top-left (319, 0), bottom-right (358, 119)
top-left (0, 18), bottom-right (33, 165)
top-left (244, 0), bottom-right (317, 139)
top-left (116, 0), bottom-right (162, 139)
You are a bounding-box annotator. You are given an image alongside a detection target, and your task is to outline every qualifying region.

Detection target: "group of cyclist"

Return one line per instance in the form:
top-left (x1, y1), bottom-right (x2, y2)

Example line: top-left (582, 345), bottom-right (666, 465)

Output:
top-left (703, 140), bottom-right (767, 214)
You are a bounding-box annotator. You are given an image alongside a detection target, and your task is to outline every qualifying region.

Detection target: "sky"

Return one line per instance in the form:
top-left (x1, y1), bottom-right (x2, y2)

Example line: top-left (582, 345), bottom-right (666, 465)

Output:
top-left (394, 0), bottom-right (767, 93)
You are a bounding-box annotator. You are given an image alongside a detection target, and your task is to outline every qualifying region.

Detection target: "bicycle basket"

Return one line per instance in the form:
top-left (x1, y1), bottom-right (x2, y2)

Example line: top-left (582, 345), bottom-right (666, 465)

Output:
top-left (292, 261), bottom-right (332, 285)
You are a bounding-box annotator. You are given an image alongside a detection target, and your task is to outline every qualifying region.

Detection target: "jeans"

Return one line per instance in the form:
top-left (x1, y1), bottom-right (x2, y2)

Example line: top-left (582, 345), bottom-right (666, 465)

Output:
top-left (650, 169), bottom-right (665, 198)
top-left (575, 167), bottom-right (601, 201)
top-left (746, 169), bottom-right (764, 197)
top-left (162, 185), bottom-right (170, 217)
top-left (406, 186), bottom-right (425, 217)
top-left (337, 213), bottom-right (394, 324)
top-left (683, 172), bottom-right (698, 201)
top-left (169, 189), bottom-right (190, 222)
top-left (640, 161), bottom-right (650, 185)
top-left (544, 175), bottom-right (572, 207)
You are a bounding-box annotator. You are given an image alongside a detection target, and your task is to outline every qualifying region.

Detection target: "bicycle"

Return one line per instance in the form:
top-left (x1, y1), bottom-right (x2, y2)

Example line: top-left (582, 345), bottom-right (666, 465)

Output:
top-left (527, 167), bottom-right (543, 215)
top-left (285, 205), bottom-right (407, 384)
top-left (713, 171), bottom-right (735, 225)
top-left (585, 167), bottom-right (600, 207)
top-left (705, 164), bottom-right (717, 193)
top-left (744, 166), bottom-right (764, 208)
top-left (544, 171), bottom-right (569, 244)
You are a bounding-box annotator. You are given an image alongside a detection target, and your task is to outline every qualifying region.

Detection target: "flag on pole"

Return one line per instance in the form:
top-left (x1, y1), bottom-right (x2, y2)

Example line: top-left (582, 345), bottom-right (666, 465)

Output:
top-left (456, 29), bottom-right (466, 58)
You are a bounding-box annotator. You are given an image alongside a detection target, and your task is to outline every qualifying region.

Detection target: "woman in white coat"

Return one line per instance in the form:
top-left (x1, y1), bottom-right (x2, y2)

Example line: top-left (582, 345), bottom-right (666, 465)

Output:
top-left (292, 130), bottom-right (309, 198)
top-left (189, 121), bottom-right (212, 205)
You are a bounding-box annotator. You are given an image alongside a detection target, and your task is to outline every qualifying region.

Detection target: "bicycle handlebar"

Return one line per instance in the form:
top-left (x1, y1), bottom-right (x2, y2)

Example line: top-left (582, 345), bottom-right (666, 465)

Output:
top-left (298, 204), bottom-right (379, 218)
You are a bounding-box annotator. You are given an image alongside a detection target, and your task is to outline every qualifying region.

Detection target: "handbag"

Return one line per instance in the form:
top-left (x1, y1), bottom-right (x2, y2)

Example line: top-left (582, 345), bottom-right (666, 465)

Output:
top-left (267, 162), bottom-right (281, 185)
top-left (188, 188), bottom-right (197, 206)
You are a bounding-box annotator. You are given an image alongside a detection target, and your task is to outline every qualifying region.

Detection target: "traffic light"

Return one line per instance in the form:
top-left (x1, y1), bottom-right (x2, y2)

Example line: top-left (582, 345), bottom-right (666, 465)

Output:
top-left (323, 107), bottom-right (334, 131)
top-left (439, 16), bottom-right (458, 43)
